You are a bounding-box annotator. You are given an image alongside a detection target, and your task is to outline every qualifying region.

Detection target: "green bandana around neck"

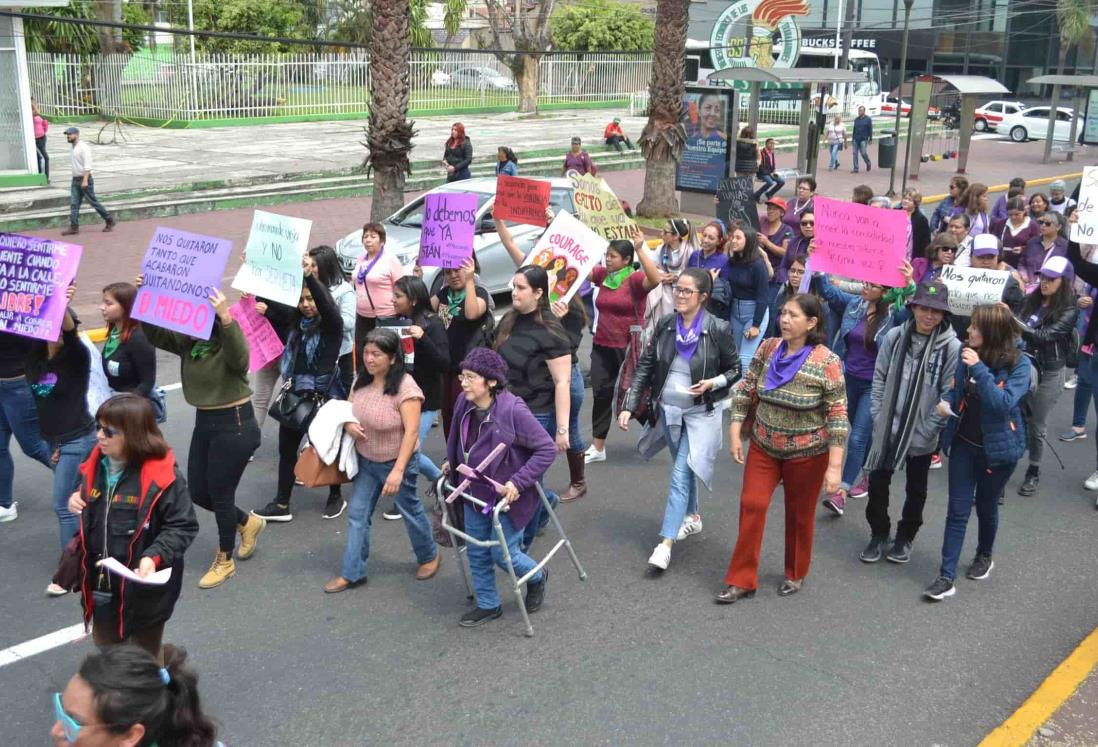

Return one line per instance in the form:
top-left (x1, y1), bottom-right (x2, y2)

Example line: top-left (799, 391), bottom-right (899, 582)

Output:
top-left (190, 339), bottom-right (218, 360)
top-left (601, 265), bottom-right (633, 291)
top-left (102, 327), bottom-right (122, 359)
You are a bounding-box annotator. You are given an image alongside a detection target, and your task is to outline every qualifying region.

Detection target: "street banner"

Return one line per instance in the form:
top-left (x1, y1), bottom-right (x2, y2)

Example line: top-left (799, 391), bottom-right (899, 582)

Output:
top-left (522, 211), bottom-right (608, 304)
top-left (1071, 166), bottom-right (1098, 242)
top-left (0, 232), bottom-right (82, 342)
top-left (812, 196), bottom-right (908, 287)
top-left (938, 265), bottom-right (1012, 315)
top-left (134, 227), bottom-right (233, 340)
top-left (494, 175), bottom-right (551, 226)
top-left (229, 295), bottom-right (285, 373)
top-left (232, 210), bottom-right (312, 307)
top-left (569, 173), bottom-right (636, 241)
top-left (716, 176), bottom-right (762, 231)
top-left (419, 193), bottom-right (477, 268)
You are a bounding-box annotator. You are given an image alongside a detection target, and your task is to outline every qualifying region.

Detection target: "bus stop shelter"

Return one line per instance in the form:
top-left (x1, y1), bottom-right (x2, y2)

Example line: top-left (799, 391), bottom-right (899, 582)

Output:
top-left (1026, 74), bottom-right (1098, 163)
top-left (916, 75), bottom-right (1009, 175)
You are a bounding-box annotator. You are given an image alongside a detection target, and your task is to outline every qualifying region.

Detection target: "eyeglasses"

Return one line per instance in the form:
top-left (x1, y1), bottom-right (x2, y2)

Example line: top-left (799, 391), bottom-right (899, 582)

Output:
top-left (1038, 220), bottom-right (1055, 226)
top-left (671, 286), bottom-right (698, 297)
top-left (96, 423), bottom-right (119, 438)
top-left (53, 693), bottom-right (82, 743)
top-left (457, 372), bottom-right (484, 383)
top-left (800, 221), bottom-right (815, 227)
top-left (937, 247), bottom-right (956, 253)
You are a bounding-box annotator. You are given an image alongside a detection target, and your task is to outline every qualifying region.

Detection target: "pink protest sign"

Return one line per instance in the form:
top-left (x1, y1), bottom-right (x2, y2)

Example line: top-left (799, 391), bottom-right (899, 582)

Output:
top-left (133, 227), bottom-right (234, 340)
top-left (229, 295), bottom-right (285, 373)
top-left (812, 196), bottom-right (908, 287)
top-left (0, 233), bottom-right (83, 342)
top-left (419, 193), bottom-right (477, 268)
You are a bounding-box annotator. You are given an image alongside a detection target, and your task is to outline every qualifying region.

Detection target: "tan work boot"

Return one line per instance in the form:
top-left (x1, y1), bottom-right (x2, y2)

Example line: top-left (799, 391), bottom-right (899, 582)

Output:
top-left (237, 513), bottom-right (266, 560)
top-left (198, 551), bottom-right (235, 589)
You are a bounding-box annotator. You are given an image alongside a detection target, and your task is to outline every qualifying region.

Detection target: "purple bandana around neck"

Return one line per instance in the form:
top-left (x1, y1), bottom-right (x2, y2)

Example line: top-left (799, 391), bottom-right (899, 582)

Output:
top-left (675, 310), bottom-right (705, 360)
top-left (356, 247), bottom-right (385, 286)
top-left (763, 340), bottom-right (814, 391)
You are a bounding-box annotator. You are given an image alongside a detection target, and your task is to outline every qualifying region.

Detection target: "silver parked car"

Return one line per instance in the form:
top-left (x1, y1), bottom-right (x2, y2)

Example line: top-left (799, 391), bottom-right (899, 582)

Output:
top-left (449, 66), bottom-right (516, 91)
top-left (335, 178), bottom-right (577, 295)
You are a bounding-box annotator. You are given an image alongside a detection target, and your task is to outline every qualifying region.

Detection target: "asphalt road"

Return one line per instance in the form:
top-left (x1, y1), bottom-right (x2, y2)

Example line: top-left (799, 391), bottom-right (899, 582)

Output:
top-left (2, 344), bottom-right (1098, 746)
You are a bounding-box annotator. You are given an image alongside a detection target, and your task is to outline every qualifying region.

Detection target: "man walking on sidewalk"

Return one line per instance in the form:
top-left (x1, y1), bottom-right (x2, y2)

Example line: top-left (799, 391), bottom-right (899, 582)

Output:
top-left (62, 127), bottom-right (116, 236)
top-left (851, 106), bottom-right (873, 174)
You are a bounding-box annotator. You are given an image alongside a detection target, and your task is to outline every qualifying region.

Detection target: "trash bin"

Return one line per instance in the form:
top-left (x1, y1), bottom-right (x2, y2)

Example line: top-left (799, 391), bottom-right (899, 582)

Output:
top-left (878, 131), bottom-right (897, 170)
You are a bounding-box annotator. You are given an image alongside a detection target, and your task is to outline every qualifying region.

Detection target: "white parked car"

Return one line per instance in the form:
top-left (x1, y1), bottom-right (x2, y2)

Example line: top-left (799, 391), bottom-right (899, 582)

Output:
top-left (995, 106), bottom-right (1080, 142)
top-left (973, 100), bottom-right (1026, 131)
top-left (430, 69), bottom-right (451, 87)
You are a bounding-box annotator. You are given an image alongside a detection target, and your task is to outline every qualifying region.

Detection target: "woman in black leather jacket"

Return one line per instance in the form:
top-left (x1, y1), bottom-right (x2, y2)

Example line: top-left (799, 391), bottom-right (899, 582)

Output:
top-left (618, 268), bottom-right (739, 572)
top-left (1015, 255), bottom-right (1078, 497)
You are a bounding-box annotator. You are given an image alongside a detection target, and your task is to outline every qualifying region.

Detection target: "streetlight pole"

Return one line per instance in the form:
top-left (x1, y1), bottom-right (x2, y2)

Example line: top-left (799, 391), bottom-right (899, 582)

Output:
top-left (186, 0), bottom-right (199, 119)
top-left (887, 0), bottom-right (915, 197)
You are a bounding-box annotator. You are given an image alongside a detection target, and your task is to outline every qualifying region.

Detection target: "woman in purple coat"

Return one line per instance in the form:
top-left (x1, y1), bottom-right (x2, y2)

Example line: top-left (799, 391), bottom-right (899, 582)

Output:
top-left (446, 347), bottom-right (557, 628)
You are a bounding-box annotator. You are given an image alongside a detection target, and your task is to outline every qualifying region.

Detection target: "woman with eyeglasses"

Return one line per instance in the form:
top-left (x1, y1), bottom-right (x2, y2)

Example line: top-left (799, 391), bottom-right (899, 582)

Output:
top-left (51, 644), bottom-right (219, 747)
top-left (721, 225), bottom-right (770, 373)
top-left (990, 196), bottom-right (1039, 271)
top-left (353, 221), bottom-right (406, 355)
top-left (931, 176), bottom-right (968, 233)
top-left (643, 218), bottom-right (697, 339)
top-left (782, 177), bottom-right (816, 238)
top-left (1021, 211), bottom-right (1067, 288)
top-left (913, 233), bottom-right (959, 284)
top-left (619, 268), bottom-right (739, 570)
top-left (67, 394), bottom-right (198, 657)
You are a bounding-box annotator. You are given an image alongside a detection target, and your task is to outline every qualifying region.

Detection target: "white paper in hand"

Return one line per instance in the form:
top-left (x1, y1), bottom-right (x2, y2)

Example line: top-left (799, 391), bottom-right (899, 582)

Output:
top-left (97, 557), bottom-right (172, 585)
top-left (938, 400), bottom-right (958, 418)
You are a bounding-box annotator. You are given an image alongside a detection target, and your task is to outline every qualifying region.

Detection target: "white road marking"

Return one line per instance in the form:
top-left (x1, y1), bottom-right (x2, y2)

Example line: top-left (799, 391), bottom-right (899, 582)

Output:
top-left (161, 383), bottom-right (182, 392)
top-left (0, 623), bottom-right (86, 668)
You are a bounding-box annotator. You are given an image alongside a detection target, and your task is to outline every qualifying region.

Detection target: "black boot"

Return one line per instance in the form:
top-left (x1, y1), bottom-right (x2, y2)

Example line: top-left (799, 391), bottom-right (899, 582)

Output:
top-left (1018, 465), bottom-right (1039, 496)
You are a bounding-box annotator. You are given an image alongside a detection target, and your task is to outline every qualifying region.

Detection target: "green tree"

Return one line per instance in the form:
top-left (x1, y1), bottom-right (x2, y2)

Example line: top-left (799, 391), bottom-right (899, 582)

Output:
top-left (325, 0), bottom-right (465, 47)
top-left (482, 0), bottom-right (556, 113)
top-left (1044, 0), bottom-right (1096, 162)
top-left (550, 0), bottom-right (654, 52)
top-left (24, 1), bottom-right (148, 54)
top-left (190, 0), bottom-right (309, 55)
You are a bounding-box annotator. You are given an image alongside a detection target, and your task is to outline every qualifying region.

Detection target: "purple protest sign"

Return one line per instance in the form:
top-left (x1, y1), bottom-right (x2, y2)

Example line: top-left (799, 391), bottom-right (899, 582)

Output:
top-left (229, 295), bottom-right (285, 373)
top-left (0, 233), bottom-right (83, 342)
top-left (133, 227), bottom-right (233, 340)
top-left (419, 192), bottom-right (477, 268)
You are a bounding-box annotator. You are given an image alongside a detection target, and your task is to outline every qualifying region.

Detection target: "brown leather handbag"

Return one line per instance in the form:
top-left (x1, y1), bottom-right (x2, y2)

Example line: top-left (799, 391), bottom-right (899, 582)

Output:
top-left (294, 443), bottom-right (350, 488)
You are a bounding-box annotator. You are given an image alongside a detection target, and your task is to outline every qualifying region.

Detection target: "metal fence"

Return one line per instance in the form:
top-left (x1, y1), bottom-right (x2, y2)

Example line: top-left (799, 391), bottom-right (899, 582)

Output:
top-left (27, 50), bottom-right (654, 122)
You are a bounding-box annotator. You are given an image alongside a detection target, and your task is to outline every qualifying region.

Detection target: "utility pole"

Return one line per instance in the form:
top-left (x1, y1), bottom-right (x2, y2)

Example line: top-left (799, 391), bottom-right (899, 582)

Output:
top-left (838, 0), bottom-right (856, 111)
top-left (887, 0), bottom-right (915, 197)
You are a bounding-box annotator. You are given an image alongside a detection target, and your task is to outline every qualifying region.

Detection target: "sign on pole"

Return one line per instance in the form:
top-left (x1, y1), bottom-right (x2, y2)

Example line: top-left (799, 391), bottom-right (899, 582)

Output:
top-left (0, 233), bottom-right (82, 342)
top-left (1071, 166), bottom-right (1098, 242)
top-left (419, 193), bottom-right (477, 268)
top-left (232, 210), bottom-right (312, 307)
top-left (811, 196), bottom-right (909, 287)
top-left (522, 211), bottom-right (608, 304)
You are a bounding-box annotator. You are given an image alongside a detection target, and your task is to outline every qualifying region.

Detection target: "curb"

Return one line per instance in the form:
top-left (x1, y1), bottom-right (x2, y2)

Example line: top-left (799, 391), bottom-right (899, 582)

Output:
top-left (921, 171), bottom-right (1083, 206)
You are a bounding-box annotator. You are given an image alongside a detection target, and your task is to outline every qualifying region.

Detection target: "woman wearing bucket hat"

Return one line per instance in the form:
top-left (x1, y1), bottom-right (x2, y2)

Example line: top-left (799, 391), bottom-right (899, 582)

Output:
top-left (858, 279), bottom-right (961, 565)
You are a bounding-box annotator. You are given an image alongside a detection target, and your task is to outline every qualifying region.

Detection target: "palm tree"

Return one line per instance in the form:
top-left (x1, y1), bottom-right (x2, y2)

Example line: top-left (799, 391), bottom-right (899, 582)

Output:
top-left (635, 0), bottom-right (690, 218)
top-left (1044, 0), bottom-right (1095, 163)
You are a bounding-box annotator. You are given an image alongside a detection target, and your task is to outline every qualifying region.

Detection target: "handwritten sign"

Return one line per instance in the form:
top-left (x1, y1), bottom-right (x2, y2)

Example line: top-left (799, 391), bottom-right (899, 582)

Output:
top-left (716, 177), bottom-right (761, 231)
top-left (938, 265), bottom-right (1011, 315)
top-left (133, 228), bottom-right (233, 340)
top-left (0, 233), bottom-right (82, 342)
top-left (420, 193), bottom-right (477, 268)
top-left (1071, 167), bottom-right (1098, 242)
top-left (232, 210), bottom-right (312, 307)
top-left (494, 175), bottom-right (551, 227)
top-left (811, 196), bottom-right (908, 287)
top-left (229, 295), bottom-right (285, 373)
top-left (570, 173), bottom-right (636, 242)
top-left (522, 211), bottom-right (608, 304)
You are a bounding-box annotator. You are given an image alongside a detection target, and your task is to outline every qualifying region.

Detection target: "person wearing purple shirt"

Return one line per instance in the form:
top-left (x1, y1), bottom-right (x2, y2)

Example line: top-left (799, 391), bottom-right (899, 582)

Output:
top-left (1020, 211), bottom-right (1067, 286)
top-left (561, 137), bottom-right (598, 176)
top-left (991, 178), bottom-right (1026, 223)
top-left (783, 177), bottom-right (816, 238)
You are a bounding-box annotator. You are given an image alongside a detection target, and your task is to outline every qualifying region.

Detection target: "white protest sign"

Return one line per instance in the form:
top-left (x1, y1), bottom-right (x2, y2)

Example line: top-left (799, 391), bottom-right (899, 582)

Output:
top-left (232, 210), bottom-right (312, 306)
top-left (521, 211), bottom-right (608, 304)
top-left (938, 264), bottom-right (1011, 315)
top-left (1071, 167), bottom-right (1098, 243)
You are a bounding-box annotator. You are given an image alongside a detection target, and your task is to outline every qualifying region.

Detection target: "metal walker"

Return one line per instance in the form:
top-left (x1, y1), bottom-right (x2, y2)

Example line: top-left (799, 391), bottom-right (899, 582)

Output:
top-left (439, 475), bottom-right (587, 637)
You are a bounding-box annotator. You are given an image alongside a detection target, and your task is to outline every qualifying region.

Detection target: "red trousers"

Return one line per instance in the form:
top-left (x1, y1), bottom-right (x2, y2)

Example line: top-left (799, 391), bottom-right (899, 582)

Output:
top-left (724, 446), bottom-right (830, 590)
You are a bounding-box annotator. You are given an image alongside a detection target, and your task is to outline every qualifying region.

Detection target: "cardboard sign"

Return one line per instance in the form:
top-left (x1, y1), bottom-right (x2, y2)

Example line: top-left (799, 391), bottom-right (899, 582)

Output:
top-left (420, 193), bottom-right (477, 268)
top-left (494, 175), bottom-right (550, 227)
top-left (232, 210), bottom-right (312, 307)
top-left (811, 196), bottom-right (908, 287)
top-left (1071, 167), bottom-right (1098, 243)
top-left (133, 227), bottom-right (233, 340)
top-left (569, 173), bottom-right (637, 242)
top-left (229, 295), bottom-right (285, 373)
top-left (938, 265), bottom-right (1012, 315)
top-left (0, 233), bottom-right (82, 341)
top-left (716, 177), bottom-right (761, 231)
top-left (522, 211), bottom-right (608, 304)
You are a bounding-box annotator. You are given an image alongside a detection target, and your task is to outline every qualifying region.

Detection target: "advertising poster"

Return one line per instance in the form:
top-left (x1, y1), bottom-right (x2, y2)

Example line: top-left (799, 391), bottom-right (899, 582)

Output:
top-left (522, 211), bottom-right (608, 304)
top-left (675, 86), bottom-right (734, 194)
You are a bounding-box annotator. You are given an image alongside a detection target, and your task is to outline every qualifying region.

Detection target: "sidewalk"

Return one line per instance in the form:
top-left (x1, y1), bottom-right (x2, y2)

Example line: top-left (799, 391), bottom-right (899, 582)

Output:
top-left (1026, 667), bottom-right (1098, 746)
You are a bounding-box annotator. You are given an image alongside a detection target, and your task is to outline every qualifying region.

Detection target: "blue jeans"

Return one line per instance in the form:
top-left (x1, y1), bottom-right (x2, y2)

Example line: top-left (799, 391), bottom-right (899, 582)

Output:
top-left (0, 377), bottom-right (53, 508)
top-left (340, 453), bottom-right (437, 582)
top-left (841, 375), bottom-right (874, 490)
top-left (730, 299), bottom-right (768, 374)
top-left (525, 411), bottom-right (561, 548)
top-left (852, 139), bottom-right (871, 171)
top-left (69, 176), bottom-right (112, 226)
top-left (1072, 351), bottom-right (1095, 428)
top-left (546, 366), bottom-right (585, 453)
top-left (939, 438), bottom-right (1016, 580)
top-left (53, 427), bottom-right (98, 551)
top-left (659, 418), bottom-right (700, 540)
top-left (829, 142), bottom-right (842, 170)
top-left (417, 410), bottom-right (442, 483)
top-left (464, 501), bottom-right (543, 610)
top-left (753, 173), bottom-right (785, 201)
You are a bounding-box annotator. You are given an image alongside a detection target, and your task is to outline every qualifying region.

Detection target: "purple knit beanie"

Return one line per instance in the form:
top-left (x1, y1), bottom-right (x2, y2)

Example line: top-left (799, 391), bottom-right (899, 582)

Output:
top-left (460, 347), bottom-right (509, 384)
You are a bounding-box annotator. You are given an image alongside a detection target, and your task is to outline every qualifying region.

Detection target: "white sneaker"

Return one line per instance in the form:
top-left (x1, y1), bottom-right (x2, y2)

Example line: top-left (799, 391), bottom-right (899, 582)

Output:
top-left (1065, 375), bottom-right (1078, 389)
top-left (676, 515), bottom-right (703, 541)
top-left (647, 544), bottom-right (671, 570)
top-left (45, 583), bottom-right (68, 597)
top-left (1085, 471), bottom-right (1098, 491)
top-left (0, 501), bottom-right (17, 523)
top-left (584, 445), bottom-right (606, 464)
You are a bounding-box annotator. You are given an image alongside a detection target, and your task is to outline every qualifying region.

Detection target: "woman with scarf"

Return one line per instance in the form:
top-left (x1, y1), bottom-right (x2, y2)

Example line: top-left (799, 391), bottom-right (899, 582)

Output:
top-left (991, 196), bottom-right (1040, 271)
top-left (254, 270), bottom-right (344, 523)
top-left (99, 282), bottom-right (156, 403)
top-left (782, 210), bottom-right (815, 278)
top-left (643, 218), bottom-right (697, 340)
top-left (783, 177), bottom-right (816, 238)
top-left (923, 305), bottom-right (1031, 601)
top-left (353, 221), bottom-right (406, 354)
top-left (618, 268), bottom-right (739, 571)
top-left (443, 123), bottom-right (472, 182)
top-left (858, 280), bottom-right (960, 565)
top-left (721, 224), bottom-right (770, 373)
top-left (1020, 211), bottom-right (1068, 288)
top-left (717, 293), bottom-right (847, 604)
top-left (912, 233), bottom-right (958, 284)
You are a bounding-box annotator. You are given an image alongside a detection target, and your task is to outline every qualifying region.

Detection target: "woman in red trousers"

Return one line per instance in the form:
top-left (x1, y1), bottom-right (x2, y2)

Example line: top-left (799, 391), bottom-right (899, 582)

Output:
top-left (716, 293), bottom-right (848, 603)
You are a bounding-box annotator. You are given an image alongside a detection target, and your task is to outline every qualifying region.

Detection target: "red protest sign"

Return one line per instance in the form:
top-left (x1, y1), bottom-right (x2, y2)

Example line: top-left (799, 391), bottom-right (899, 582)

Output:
top-left (494, 175), bottom-right (551, 227)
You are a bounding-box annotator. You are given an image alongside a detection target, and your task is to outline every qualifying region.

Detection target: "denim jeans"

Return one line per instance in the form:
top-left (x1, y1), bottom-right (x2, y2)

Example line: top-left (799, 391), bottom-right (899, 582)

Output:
top-left (463, 501), bottom-right (543, 610)
top-left (526, 411), bottom-right (561, 548)
top-left (1071, 351), bottom-right (1095, 429)
top-left (753, 173), bottom-right (785, 201)
top-left (52, 427), bottom-right (98, 551)
top-left (840, 375), bottom-right (874, 490)
top-left (828, 142), bottom-right (842, 170)
top-left (852, 139), bottom-right (872, 171)
top-left (340, 453), bottom-right (436, 582)
top-left (939, 438), bottom-right (1016, 580)
top-left (730, 299), bottom-right (768, 374)
top-left (0, 376), bottom-right (53, 508)
top-left (417, 409), bottom-right (443, 483)
top-left (546, 366), bottom-right (585, 453)
top-left (69, 176), bottom-right (112, 226)
top-left (659, 419), bottom-right (699, 540)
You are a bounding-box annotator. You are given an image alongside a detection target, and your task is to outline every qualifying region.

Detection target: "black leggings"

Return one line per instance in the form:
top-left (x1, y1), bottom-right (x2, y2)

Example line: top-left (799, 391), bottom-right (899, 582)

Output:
top-left (189, 403), bottom-right (261, 552)
top-left (277, 423), bottom-right (306, 504)
top-left (590, 344), bottom-right (627, 441)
